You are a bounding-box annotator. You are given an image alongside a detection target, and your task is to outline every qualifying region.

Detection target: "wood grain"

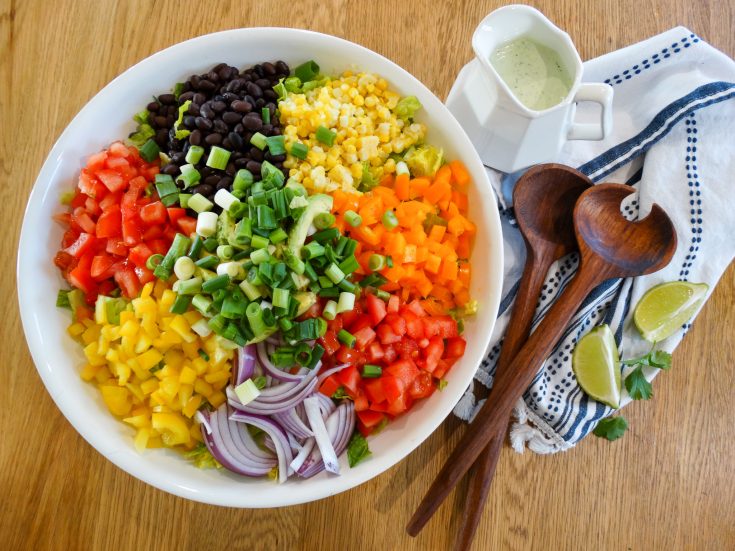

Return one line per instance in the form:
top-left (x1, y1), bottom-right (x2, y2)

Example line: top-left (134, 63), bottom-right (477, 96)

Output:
top-left (1, 1), bottom-right (733, 550)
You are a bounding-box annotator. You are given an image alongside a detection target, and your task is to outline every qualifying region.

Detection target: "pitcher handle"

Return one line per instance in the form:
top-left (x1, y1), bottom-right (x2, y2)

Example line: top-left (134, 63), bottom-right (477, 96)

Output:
top-left (567, 83), bottom-right (614, 140)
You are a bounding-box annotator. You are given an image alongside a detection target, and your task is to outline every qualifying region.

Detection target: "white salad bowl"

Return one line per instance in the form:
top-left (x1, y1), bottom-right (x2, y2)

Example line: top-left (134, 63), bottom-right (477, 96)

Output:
top-left (17, 28), bottom-right (503, 507)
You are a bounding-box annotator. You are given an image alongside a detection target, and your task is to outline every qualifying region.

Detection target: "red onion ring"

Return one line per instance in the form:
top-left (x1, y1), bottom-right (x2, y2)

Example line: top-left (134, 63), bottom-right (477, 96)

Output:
top-left (229, 411), bottom-right (295, 483)
top-left (304, 396), bottom-right (341, 474)
top-left (226, 376), bottom-right (318, 415)
top-left (273, 407), bottom-right (313, 440)
top-left (298, 401), bottom-right (355, 478)
top-left (232, 344), bottom-right (257, 386)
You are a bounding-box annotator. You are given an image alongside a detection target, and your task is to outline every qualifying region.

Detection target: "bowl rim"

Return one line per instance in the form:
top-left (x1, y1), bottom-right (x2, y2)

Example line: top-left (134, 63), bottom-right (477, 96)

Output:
top-left (17, 26), bottom-right (503, 507)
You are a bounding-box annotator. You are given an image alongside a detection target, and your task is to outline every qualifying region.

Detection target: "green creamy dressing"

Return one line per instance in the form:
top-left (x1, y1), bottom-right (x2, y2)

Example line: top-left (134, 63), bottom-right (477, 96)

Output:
top-left (490, 37), bottom-right (573, 110)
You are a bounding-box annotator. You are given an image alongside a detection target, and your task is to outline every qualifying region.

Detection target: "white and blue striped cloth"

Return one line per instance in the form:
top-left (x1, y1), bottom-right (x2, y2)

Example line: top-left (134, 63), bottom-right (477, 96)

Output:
top-left (450, 27), bottom-right (735, 453)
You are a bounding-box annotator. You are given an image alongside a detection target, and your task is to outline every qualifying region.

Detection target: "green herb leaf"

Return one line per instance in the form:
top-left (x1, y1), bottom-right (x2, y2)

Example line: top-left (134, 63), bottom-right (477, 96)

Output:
top-left (149, 360), bottom-right (165, 374)
top-left (625, 366), bottom-right (653, 400)
top-left (331, 386), bottom-right (352, 400)
top-left (347, 432), bottom-right (371, 467)
top-left (649, 350), bottom-right (672, 370)
top-left (592, 416), bottom-right (628, 441)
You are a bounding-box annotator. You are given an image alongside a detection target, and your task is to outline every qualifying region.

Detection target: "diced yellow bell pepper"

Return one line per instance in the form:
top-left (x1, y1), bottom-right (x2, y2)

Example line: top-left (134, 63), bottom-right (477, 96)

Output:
top-left (179, 366), bottom-right (197, 385)
top-left (100, 385), bottom-right (132, 416)
top-left (137, 349), bottom-right (164, 371)
top-left (134, 427), bottom-right (150, 452)
top-left (151, 412), bottom-right (191, 446)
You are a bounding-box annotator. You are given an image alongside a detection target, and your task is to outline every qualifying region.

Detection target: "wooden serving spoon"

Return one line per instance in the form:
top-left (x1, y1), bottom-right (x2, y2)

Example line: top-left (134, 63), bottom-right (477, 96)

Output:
top-left (407, 183), bottom-right (677, 536)
top-left (452, 165), bottom-right (592, 550)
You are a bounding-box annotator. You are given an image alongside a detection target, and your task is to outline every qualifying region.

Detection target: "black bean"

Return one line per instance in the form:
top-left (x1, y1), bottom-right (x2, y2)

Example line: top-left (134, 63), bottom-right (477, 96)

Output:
top-left (182, 141), bottom-right (191, 154)
top-left (213, 120), bottom-right (228, 134)
top-left (222, 138), bottom-right (232, 149)
top-left (270, 127), bottom-right (282, 136)
top-left (201, 166), bottom-right (214, 178)
top-left (219, 176), bottom-right (233, 188)
top-left (222, 111), bottom-right (242, 125)
top-left (228, 132), bottom-right (244, 149)
top-left (233, 123), bottom-right (245, 135)
top-left (253, 65), bottom-right (265, 78)
top-left (211, 100), bottom-right (226, 113)
top-left (216, 179), bottom-right (231, 190)
top-left (183, 115), bottom-right (196, 129)
top-left (158, 93), bottom-right (176, 105)
top-left (212, 62), bottom-right (227, 73)
top-left (193, 93), bottom-right (206, 105)
top-left (218, 67), bottom-right (233, 81)
top-left (162, 163), bottom-right (179, 175)
top-left (213, 94), bottom-right (225, 102)
top-left (154, 115), bottom-right (168, 127)
top-left (225, 163), bottom-right (236, 176)
top-left (187, 103), bottom-right (200, 116)
top-left (260, 62), bottom-right (275, 76)
top-left (200, 104), bottom-right (215, 119)
top-left (189, 129), bottom-right (202, 146)
top-left (155, 128), bottom-right (168, 143)
top-left (204, 174), bottom-right (220, 186)
top-left (235, 158), bottom-right (250, 168)
top-left (198, 80), bottom-right (216, 93)
top-left (195, 117), bottom-right (213, 131)
top-left (171, 151), bottom-right (186, 164)
top-left (225, 80), bottom-right (239, 93)
top-left (265, 152), bottom-right (286, 163)
top-left (255, 98), bottom-right (266, 109)
top-left (275, 61), bottom-right (290, 75)
top-left (191, 183), bottom-right (214, 196)
top-left (254, 78), bottom-right (271, 90)
top-left (205, 133), bottom-right (222, 145)
top-left (242, 113), bottom-right (263, 131)
top-left (147, 101), bottom-right (160, 112)
top-left (178, 91), bottom-right (195, 103)
top-left (231, 100), bottom-right (251, 113)
top-left (263, 89), bottom-right (277, 101)
top-left (245, 82), bottom-right (263, 98)
top-left (165, 114), bottom-right (176, 126)
top-left (249, 147), bottom-right (264, 162)
top-left (222, 92), bottom-right (238, 103)
top-left (246, 160), bottom-right (262, 174)
top-left (243, 132), bottom-right (253, 143)
top-left (262, 124), bottom-right (273, 135)
top-left (241, 72), bottom-right (253, 82)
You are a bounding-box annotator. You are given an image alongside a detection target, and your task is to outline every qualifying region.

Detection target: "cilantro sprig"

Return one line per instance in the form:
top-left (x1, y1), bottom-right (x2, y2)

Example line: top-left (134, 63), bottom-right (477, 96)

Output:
top-left (593, 416), bottom-right (629, 441)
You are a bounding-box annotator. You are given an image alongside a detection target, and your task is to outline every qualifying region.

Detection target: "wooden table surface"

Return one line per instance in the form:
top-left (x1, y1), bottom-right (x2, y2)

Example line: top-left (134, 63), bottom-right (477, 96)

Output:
top-left (2, 0), bottom-right (733, 549)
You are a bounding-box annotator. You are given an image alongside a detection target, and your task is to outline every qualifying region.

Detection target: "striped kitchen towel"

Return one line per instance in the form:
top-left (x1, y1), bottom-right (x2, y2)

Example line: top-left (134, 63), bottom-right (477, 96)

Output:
top-left (449, 27), bottom-right (735, 453)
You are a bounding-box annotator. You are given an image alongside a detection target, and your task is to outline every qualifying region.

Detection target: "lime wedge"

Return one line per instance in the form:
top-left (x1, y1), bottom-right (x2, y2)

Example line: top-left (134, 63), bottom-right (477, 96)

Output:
top-left (572, 324), bottom-right (621, 408)
top-left (633, 281), bottom-right (709, 342)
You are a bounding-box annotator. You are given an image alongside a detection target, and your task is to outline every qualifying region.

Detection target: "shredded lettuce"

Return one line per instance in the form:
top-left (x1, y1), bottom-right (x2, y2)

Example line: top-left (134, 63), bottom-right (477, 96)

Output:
top-left (404, 145), bottom-right (443, 177)
top-left (273, 78), bottom-right (288, 102)
top-left (59, 190), bottom-right (76, 205)
top-left (184, 442), bottom-right (221, 469)
top-left (56, 290), bottom-right (71, 309)
top-left (394, 95), bottom-right (422, 121)
top-left (173, 100), bottom-right (192, 140)
top-left (173, 82), bottom-right (185, 100)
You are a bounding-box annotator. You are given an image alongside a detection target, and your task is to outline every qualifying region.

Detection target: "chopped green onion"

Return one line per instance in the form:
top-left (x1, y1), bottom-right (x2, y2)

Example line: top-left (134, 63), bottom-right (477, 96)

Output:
top-left (233, 218), bottom-right (252, 246)
top-left (208, 314), bottom-right (227, 335)
top-left (160, 193), bottom-right (180, 207)
top-left (362, 364), bottom-right (382, 378)
top-left (265, 135), bottom-right (286, 156)
top-left (154, 174), bottom-right (178, 199)
top-left (382, 210), bottom-right (399, 229)
top-left (197, 348), bottom-right (210, 361)
top-left (325, 263), bottom-right (344, 284)
top-left (313, 212), bottom-right (335, 230)
top-left (251, 235), bottom-right (269, 250)
top-left (139, 139), bottom-right (160, 162)
top-left (195, 255), bottom-right (218, 270)
top-left (338, 278), bottom-right (358, 293)
top-left (246, 302), bottom-right (267, 337)
top-left (386, 256), bottom-right (394, 268)
top-left (56, 289), bottom-right (71, 309)
top-left (322, 300), bottom-right (338, 321)
top-left (177, 276), bottom-right (202, 295)
top-left (239, 279), bottom-right (263, 301)
top-left (217, 261), bottom-right (242, 279)
top-left (375, 289), bottom-right (390, 301)
top-left (256, 204), bottom-right (277, 229)
top-left (344, 210), bottom-right (362, 227)
top-left (249, 248), bottom-right (269, 265)
top-left (217, 245), bottom-right (234, 261)
top-left (338, 254), bottom-right (360, 275)
top-left (278, 318), bottom-right (293, 332)
top-left (221, 290), bottom-right (248, 319)
top-left (178, 193), bottom-right (192, 209)
top-left (261, 107), bottom-right (271, 125)
top-left (206, 146), bottom-right (231, 170)
top-left (337, 329), bottom-right (355, 348)
top-left (146, 254), bottom-right (164, 271)
top-left (284, 76), bottom-right (302, 93)
top-left (187, 235), bottom-right (203, 259)
top-left (223, 322), bottom-right (246, 346)
top-left (284, 250), bottom-right (305, 275)
top-left (312, 227), bottom-right (340, 243)
top-left (261, 161), bottom-right (285, 187)
top-left (318, 287), bottom-right (340, 298)
top-left (177, 164), bottom-right (201, 189)
top-left (369, 254), bottom-right (386, 271)
top-left (306, 344), bottom-right (325, 369)
top-left (315, 125), bottom-right (336, 146)
top-left (303, 241), bottom-right (325, 259)
top-left (294, 60), bottom-right (320, 82)
top-left (185, 145), bottom-right (205, 165)
top-left (169, 293), bottom-right (192, 314)
top-left (192, 294), bottom-right (213, 316)
top-left (233, 169), bottom-right (254, 191)
top-left (203, 237), bottom-right (219, 253)
top-left (250, 132), bottom-right (267, 150)
top-left (290, 142), bottom-right (309, 160)
top-left (202, 274), bottom-right (230, 293)
top-left (337, 291), bottom-right (355, 313)
top-left (318, 275), bottom-right (333, 288)
top-left (174, 256), bottom-right (196, 280)
top-left (269, 228), bottom-right (288, 244)
top-left (188, 193), bottom-right (213, 213)
top-left (154, 233), bottom-right (191, 280)
top-left (234, 378), bottom-right (261, 406)
top-left (191, 318), bottom-right (212, 337)
top-left (273, 78), bottom-right (288, 101)
top-left (272, 288), bottom-right (290, 309)
top-left (359, 273), bottom-right (387, 288)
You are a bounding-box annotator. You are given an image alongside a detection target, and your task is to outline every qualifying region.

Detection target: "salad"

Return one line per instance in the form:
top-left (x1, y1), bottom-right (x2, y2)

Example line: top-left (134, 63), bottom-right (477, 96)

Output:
top-left (53, 59), bottom-right (477, 482)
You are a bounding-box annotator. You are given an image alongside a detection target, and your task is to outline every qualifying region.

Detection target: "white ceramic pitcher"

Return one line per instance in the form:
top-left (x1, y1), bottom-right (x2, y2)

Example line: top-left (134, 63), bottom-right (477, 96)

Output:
top-left (446, 5), bottom-right (614, 173)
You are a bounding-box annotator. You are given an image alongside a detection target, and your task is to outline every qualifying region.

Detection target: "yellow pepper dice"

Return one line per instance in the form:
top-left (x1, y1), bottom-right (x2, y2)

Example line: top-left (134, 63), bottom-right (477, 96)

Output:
top-left (100, 385), bottom-right (132, 416)
top-left (152, 412), bottom-right (191, 446)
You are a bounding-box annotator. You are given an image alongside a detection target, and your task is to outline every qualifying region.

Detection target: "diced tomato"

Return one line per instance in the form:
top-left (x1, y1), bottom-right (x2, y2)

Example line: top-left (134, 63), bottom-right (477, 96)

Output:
top-left (326, 317), bottom-right (343, 334)
top-left (406, 317), bottom-right (425, 340)
top-left (357, 409), bottom-right (385, 429)
top-left (96, 205), bottom-right (121, 238)
top-left (353, 326), bottom-right (377, 350)
top-left (96, 169), bottom-right (126, 192)
top-left (395, 338), bottom-right (419, 359)
top-left (177, 216), bottom-right (197, 236)
top-left (114, 267), bottom-right (142, 299)
top-left (134, 265), bottom-right (155, 285)
top-left (64, 232), bottom-right (96, 259)
top-left (386, 392), bottom-right (413, 416)
top-left (336, 346), bottom-right (365, 366)
top-left (139, 201), bottom-right (167, 226)
top-left (423, 336), bottom-right (444, 373)
top-left (300, 300), bottom-right (323, 320)
top-left (363, 378), bottom-right (386, 404)
top-left (67, 253), bottom-right (95, 297)
top-left (99, 191), bottom-right (123, 212)
top-left (53, 251), bottom-right (74, 272)
top-left (366, 293), bottom-right (387, 325)
top-left (377, 324), bottom-right (401, 345)
top-left (86, 151), bottom-right (107, 171)
top-left (444, 337), bottom-right (467, 359)
top-left (108, 141), bottom-right (130, 157)
top-left (409, 371), bottom-right (435, 399)
top-left (383, 345), bottom-right (398, 364)
top-left (128, 243), bottom-right (153, 269)
top-left (384, 313), bottom-right (407, 336)
top-left (336, 365), bottom-right (361, 395)
top-left (72, 208), bottom-right (96, 234)
top-left (84, 196), bottom-right (101, 216)
top-left (147, 238), bottom-right (169, 256)
top-left (90, 254), bottom-right (115, 280)
top-left (422, 316), bottom-right (459, 338)
top-left (405, 300), bottom-right (427, 317)
top-left (141, 225), bottom-right (164, 241)
top-left (319, 374), bottom-right (341, 398)
top-left (385, 359), bottom-right (421, 388)
top-left (122, 216), bottom-right (142, 246)
top-left (319, 330), bottom-right (340, 356)
top-left (354, 393), bottom-right (369, 412)
top-left (106, 238), bottom-right (127, 256)
top-left (381, 375), bottom-right (405, 403)
top-left (166, 207), bottom-right (186, 225)
top-left (366, 342), bottom-right (385, 363)
top-left (387, 295), bottom-right (400, 313)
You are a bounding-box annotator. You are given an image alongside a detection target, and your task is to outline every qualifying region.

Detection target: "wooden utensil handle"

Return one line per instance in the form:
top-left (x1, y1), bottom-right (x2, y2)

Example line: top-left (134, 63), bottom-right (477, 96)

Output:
top-left (408, 267), bottom-right (605, 536)
top-left (454, 249), bottom-right (556, 549)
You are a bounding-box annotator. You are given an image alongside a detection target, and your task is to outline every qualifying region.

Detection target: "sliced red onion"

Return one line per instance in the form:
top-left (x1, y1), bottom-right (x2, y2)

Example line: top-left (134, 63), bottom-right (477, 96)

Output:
top-left (304, 396), bottom-right (340, 474)
top-left (229, 410), bottom-right (295, 483)
top-left (199, 407), bottom-right (276, 477)
top-left (227, 376), bottom-right (318, 415)
top-left (273, 407), bottom-right (314, 440)
top-left (298, 401), bottom-right (355, 478)
top-left (195, 410), bottom-right (213, 435)
top-left (287, 432), bottom-right (303, 452)
top-left (314, 391), bottom-right (337, 417)
top-left (256, 341), bottom-right (303, 382)
top-left (262, 435), bottom-right (276, 453)
top-left (317, 363), bottom-right (350, 386)
top-left (290, 437), bottom-right (316, 473)
top-left (233, 344), bottom-right (257, 386)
